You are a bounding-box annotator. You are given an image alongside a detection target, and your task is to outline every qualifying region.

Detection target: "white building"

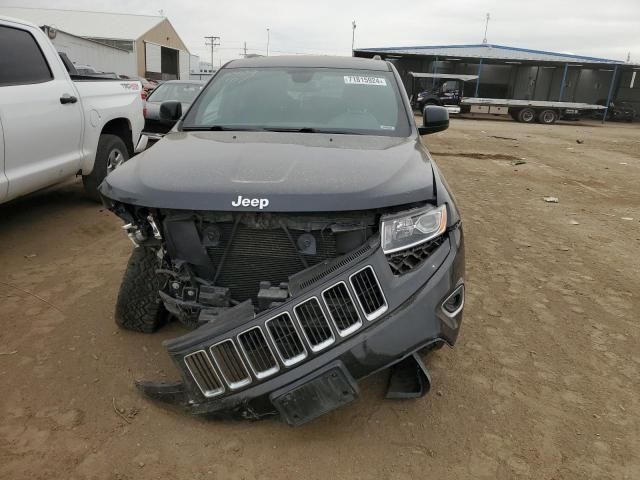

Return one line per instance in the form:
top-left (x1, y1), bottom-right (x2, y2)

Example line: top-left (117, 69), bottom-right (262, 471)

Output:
top-left (189, 54), bottom-right (201, 74)
top-left (198, 61), bottom-right (217, 74)
top-left (188, 60), bottom-right (217, 81)
top-left (42, 26), bottom-right (136, 76)
top-left (0, 6), bottom-right (192, 79)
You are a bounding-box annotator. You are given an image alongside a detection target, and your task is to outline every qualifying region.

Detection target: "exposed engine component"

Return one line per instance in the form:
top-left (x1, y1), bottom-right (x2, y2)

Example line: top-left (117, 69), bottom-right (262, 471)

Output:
top-left (198, 285), bottom-right (231, 307)
top-left (111, 209), bottom-right (382, 329)
top-left (201, 224), bottom-right (222, 247)
top-left (296, 233), bottom-right (316, 255)
top-left (257, 281), bottom-right (289, 311)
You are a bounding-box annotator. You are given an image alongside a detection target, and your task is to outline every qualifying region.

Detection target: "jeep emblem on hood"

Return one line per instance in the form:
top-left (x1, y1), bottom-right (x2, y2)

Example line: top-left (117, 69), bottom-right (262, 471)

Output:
top-left (231, 195), bottom-right (270, 209)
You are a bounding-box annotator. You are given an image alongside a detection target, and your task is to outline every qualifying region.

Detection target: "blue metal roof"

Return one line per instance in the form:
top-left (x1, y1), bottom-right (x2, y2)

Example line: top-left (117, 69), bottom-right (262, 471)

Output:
top-left (355, 44), bottom-right (625, 65)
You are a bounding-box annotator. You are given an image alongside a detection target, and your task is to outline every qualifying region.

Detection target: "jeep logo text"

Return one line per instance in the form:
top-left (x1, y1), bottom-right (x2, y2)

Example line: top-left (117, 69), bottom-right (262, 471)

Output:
top-left (231, 195), bottom-right (270, 209)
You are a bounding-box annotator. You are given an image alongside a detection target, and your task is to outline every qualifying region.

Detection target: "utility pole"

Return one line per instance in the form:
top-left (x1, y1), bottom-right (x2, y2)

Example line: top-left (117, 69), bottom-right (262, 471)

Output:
top-left (242, 41), bottom-right (248, 58)
top-left (204, 35), bottom-right (220, 70)
top-left (482, 13), bottom-right (490, 44)
top-left (351, 20), bottom-right (357, 54)
top-left (266, 28), bottom-right (270, 56)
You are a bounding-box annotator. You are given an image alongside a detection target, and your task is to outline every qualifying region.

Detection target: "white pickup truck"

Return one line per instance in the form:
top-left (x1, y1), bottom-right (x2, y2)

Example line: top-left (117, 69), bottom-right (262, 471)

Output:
top-left (0, 16), bottom-right (146, 203)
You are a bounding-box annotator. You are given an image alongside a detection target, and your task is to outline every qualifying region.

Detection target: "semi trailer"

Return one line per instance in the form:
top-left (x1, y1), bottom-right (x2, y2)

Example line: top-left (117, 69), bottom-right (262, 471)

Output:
top-left (409, 72), bottom-right (606, 124)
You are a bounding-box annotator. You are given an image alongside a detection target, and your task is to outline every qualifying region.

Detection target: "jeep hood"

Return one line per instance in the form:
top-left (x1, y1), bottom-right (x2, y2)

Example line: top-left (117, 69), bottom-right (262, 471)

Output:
top-left (100, 131), bottom-right (436, 211)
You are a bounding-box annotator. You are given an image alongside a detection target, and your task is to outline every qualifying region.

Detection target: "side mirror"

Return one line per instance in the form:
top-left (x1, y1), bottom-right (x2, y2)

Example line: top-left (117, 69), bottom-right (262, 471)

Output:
top-left (419, 105), bottom-right (449, 135)
top-left (159, 101), bottom-right (182, 124)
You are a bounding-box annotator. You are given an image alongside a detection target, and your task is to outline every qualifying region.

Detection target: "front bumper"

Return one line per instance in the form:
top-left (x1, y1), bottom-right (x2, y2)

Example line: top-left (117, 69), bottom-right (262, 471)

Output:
top-left (138, 225), bottom-right (465, 424)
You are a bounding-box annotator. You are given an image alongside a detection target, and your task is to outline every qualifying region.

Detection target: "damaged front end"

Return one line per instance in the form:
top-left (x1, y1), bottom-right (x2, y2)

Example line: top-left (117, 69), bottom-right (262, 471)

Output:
top-left (106, 200), bottom-right (464, 425)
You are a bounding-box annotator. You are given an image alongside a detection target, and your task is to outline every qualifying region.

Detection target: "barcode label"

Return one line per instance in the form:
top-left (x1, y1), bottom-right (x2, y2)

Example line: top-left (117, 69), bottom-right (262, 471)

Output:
top-left (344, 75), bottom-right (387, 86)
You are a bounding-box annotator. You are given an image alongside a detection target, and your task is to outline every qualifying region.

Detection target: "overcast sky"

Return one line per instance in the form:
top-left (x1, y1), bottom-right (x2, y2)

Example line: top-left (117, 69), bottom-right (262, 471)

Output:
top-left (3, 0), bottom-right (640, 65)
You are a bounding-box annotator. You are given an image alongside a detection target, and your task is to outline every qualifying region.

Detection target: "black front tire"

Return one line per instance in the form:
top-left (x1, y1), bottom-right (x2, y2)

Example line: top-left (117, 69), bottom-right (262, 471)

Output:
top-left (83, 134), bottom-right (129, 201)
top-left (115, 247), bottom-right (167, 333)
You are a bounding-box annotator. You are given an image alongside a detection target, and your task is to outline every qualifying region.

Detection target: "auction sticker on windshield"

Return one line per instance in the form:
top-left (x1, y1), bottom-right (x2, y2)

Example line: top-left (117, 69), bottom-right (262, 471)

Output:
top-left (344, 75), bottom-right (387, 86)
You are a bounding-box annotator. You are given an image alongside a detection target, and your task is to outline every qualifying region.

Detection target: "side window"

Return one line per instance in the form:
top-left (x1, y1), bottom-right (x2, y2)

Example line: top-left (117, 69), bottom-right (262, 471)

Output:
top-left (0, 25), bottom-right (53, 86)
top-left (441, 81), bottom-right (459, 93)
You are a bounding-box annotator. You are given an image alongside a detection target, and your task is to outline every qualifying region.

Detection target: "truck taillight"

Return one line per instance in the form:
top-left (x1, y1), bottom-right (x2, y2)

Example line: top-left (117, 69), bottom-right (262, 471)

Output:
top-left (141, 90), bottom-right (148, 101)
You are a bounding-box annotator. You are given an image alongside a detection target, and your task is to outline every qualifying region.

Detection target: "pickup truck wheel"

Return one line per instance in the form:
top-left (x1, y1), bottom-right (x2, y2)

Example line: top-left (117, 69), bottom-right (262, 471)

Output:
top-left (517, 108), bottom-right (536, 123)
top-left (82, 134), bottom-right (129, 201)
top-left (115, 247), bottom-right (167, 333)
top-left (537, 109), bottom-right (558, 124)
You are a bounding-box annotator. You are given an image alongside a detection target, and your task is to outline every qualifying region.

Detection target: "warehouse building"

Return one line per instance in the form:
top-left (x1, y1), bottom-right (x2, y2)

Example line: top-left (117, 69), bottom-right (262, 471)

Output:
top-left (40, 26), bottom-right (135, 76)
top-left (0, 6), bottom-right (191, 80)
top-left (354, 44), bottom-right (640, 117)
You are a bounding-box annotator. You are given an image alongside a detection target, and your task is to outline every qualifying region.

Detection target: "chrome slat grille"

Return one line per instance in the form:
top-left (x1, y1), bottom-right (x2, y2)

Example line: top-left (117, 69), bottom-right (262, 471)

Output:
top-left (322, 282), bottom-right (362, 336)
top-left (183, 265), bottom-right (389, 397)
top-left (266, 313), bottom-right (307, 365)
top-left (238, 327), bottom-right (279, 378)
top-left (184, 350), bottom-right (225, 397)
top-left (294, 297), bottom-right (335, 351)
top-left (210, 340), bottom-right (251, 389)
top-left (350, 266), bottom-right (388, 320)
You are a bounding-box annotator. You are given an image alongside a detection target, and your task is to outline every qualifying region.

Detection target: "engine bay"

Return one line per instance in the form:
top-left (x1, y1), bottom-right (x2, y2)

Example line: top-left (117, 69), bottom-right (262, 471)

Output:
top-left (112, 204), bottom-right (383, 329)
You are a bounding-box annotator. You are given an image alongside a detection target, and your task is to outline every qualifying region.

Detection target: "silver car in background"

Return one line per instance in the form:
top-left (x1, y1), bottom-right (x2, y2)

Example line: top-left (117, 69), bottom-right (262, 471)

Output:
top-left (143, 80), bottom-right (205, 140)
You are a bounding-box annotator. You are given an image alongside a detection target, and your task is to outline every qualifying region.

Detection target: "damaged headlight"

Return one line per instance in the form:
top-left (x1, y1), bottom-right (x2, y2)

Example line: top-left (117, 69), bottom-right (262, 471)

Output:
top-left (381, 205), bottom-right (447, 254)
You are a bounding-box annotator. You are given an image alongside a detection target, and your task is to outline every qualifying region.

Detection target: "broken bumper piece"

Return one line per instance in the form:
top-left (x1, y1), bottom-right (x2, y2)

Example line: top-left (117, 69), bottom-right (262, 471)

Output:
top-left (137, 227), bottom-right (464, 425)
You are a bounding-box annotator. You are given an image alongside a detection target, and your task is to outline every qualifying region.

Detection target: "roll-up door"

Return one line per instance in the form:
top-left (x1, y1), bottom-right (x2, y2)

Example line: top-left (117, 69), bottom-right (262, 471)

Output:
top-left (145, 42), bottom-right (161, 73)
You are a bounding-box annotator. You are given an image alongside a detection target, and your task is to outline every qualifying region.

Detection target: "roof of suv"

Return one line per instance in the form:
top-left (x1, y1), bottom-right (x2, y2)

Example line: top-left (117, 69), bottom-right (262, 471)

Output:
top-left (225, 55), bottom-right (390, 71)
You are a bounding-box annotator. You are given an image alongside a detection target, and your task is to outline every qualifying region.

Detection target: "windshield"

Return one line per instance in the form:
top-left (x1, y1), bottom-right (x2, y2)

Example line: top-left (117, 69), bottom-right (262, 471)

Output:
top-left (148, 83), bottom-right (203, 104)
top-left (181, 67), bottom-right (411, 136)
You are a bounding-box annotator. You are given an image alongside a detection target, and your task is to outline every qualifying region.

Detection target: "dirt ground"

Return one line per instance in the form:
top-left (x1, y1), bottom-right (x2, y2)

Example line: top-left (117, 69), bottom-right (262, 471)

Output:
top-left (1, 117), bottom-right (639, 480)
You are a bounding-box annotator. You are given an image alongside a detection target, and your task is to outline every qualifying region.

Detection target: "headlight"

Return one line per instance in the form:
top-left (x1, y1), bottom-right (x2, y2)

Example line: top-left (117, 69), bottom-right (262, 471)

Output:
top-left (381, 205), bottom-right (447, 254)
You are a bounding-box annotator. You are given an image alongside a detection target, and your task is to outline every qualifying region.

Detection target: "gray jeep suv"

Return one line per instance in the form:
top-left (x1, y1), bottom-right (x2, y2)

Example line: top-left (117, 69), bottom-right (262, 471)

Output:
top-left (101, 55), bottom-right (465, 425)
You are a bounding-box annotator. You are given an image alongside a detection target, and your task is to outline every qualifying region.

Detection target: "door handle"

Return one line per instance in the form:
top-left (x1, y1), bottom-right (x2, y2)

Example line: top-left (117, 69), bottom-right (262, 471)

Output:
top-left (60, 94), bottom-right (78, 104)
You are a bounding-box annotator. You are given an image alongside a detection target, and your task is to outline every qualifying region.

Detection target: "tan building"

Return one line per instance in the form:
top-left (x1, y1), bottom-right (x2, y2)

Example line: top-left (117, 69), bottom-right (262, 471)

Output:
top-left (0, 6), bottom-right (191, 80)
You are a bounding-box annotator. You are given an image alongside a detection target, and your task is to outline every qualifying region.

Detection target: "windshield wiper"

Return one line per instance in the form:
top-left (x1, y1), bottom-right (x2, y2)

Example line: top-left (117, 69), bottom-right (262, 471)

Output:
top-left (261, 127), bottom-right (317, 133)
top-left (261, 127), bottom-right (365, 135)
top-left (181, 125), bottom-right (263, 131)
top-left (182, 125), bottom-right (366, 135)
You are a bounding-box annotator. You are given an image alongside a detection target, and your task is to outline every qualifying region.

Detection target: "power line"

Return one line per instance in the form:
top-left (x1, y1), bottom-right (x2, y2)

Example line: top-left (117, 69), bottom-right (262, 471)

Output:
top-left (204, 35), bottom-right (220, 68)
